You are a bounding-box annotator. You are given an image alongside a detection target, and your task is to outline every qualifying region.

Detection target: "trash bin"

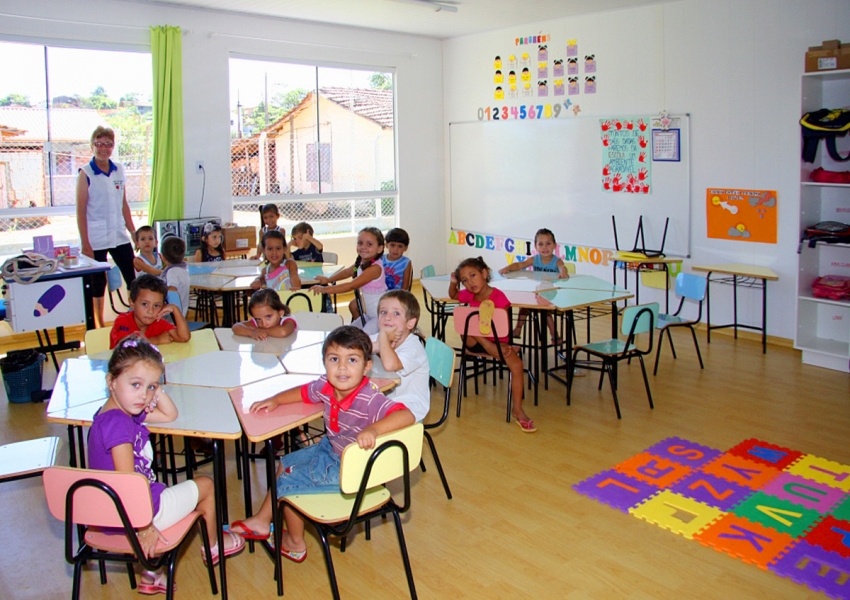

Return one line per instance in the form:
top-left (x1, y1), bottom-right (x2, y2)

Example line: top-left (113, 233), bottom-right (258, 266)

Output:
top-left (1, 349), bottom-right (46, 404)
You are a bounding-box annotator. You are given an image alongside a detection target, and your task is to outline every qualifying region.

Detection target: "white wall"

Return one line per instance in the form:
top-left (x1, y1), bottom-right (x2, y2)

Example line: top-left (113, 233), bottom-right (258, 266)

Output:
top-left (442, 0), bottom-right (850, 340)
top-left (0, 0), bottom-right (445, 272)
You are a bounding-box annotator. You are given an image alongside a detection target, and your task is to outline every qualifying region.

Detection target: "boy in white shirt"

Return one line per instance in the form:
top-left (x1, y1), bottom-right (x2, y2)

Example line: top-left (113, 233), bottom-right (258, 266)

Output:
top-left (160, 237), bottom-right (190, 317)
top-left (372, 290), bottom-right (430, 422)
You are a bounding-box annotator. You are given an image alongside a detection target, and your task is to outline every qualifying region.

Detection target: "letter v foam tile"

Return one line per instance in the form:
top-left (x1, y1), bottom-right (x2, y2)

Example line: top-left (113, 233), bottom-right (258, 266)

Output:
top-left (629, 490), bottom-right (724, 539)
top-left (770, 541), bottom-right (850, 599)
top-left (694, 513), bottom-right (796, 569)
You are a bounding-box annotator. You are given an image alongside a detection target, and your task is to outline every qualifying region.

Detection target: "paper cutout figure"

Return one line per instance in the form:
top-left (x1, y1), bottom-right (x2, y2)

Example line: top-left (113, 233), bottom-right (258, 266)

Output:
top-left (522, 82), bottom-right (532, 97)
top-left (538, 80), bottom-right (548, 97)
top-left (553, 79), bottom-right (564, 96)
top-left (494, 56), bottom-right (502, 69)
top-left (538, 62), bottom-right (547, 78)
top-left (520, 52), bottom-right (530, 66)
top-left (585, 55), bottom-right (596, 73)
top-left (553, 59), bottom-right (564, 77)
top-left (568, 77), bottom-right (579, 95)
top-left (585, 76), bottom-right (596, 94)
top-left (508, 84), bottom-right (518, 99)
top-left (508, 71), bottom-right (517, 84)
top-left (538, 45), bottom-right (547, 61)
top-left (568, 58), bottom-right (579, 75)
top-left (494, 70), bottom-right (503, 84)
top-left (507, 55), bottom-right (517, 69)
top-left (567, 39), bottom-right (578, 57)
top-left (494, 86), bottom-right (504, 100)
top-left (521, 67), bottom-right (531, 81)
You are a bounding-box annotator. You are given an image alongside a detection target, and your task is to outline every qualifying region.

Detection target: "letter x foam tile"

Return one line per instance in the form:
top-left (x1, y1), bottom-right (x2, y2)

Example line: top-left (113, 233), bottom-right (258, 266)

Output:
top-left (573, 437), bottom-right (850, 598)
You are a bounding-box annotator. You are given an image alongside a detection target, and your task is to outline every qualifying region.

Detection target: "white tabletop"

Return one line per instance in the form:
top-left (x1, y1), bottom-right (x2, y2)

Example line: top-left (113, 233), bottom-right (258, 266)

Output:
top-left (190, 273), bottom-right (236, 290)
top-left (212, 266), bottom-right (262, 277)
top-left (214, 327), bottom-right (329, 354)
top-left (166, 350), bottom-right (286, 388)
top-left (280, 344), bottom-right (326, 375)
top-left (491, 276), bottom-right (559, 293)
top-left (218, 276), bottom-right (261, 292)
top-left (368, 355), bottom-right (402, 382)
top-left (153, 384), bottom-right (242, 439)
top-left (0, 436), bottom-right (61, 480)
top-left (47, 358), bottom-right (109, 415)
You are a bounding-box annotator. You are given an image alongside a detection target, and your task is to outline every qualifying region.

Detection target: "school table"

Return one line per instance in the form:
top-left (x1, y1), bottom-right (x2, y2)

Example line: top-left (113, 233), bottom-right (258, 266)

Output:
top-left (691, 263), bottom-right (779, 354)
top-left (227, 372), bottom-right (398, 596)
top-left (164, 350), bottom-right (286, 388)
top-left (46, 380), bottom-right (242, 600)
top-left (0, 436), bottom-right (61, 483)
top-left (213, 327), bottom-right (330, 354)
top-left (188, 273), bottom-right (235, 327)
top-left (611, 255), bottom-right (683, 313)
top-left (89, 328), bottom-right (221, 364)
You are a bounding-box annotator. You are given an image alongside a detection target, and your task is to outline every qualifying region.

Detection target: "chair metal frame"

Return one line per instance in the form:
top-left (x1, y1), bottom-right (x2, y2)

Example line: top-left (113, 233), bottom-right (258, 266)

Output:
top-left (453, 306), bottom-right (537, 422)
top-left (275, 424), bottom-right (424, 599)
top-left (653, 273), bottom-right (706, 375)
top-left (106, 265), bottom-right (130, 315)
top-left (567, 303), bottom-right (658, 419)
top-left (419, 265), bottom-right (454, 340)
top-left (421, 337), bottom-right (454, 500)
top-left (43, 467), bottom-right (217, 600)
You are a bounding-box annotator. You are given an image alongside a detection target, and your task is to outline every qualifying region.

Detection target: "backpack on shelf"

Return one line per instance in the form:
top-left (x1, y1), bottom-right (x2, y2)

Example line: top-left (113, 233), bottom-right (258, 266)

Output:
top-left (801, 108), bottom-right (850, 163)
top-left (811, 275), bottom-right (850, 301)
top-left (798, 221), bottom-right (850, 252)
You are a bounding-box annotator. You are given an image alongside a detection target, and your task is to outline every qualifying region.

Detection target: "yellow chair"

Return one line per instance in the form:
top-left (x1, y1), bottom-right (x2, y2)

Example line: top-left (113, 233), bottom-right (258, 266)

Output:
top-left (277, 423), bottom-right (424, 599)
top-left (277, 289), bottom-right (323, 313)
top-left (84, 327), bottom-right (112, 357)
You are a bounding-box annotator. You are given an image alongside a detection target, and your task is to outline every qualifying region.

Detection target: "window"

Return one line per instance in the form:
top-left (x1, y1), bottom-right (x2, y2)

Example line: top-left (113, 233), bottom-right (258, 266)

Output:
top-left (0, 41), bottom-right (153, 255)
top-left (229, 57), bottom-right (397, 236)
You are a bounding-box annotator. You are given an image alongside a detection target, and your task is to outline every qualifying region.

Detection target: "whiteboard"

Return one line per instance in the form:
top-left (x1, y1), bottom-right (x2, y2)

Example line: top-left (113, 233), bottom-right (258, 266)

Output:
top-left (449, 115), bottom-right (690, 257)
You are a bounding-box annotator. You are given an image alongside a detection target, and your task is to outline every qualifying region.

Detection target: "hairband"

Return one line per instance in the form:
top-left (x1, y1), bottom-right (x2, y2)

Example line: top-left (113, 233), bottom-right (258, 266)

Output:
top-left (121, 337), bottom-right (161, 355)
top-left (203, 222), bottom-right (219, 235)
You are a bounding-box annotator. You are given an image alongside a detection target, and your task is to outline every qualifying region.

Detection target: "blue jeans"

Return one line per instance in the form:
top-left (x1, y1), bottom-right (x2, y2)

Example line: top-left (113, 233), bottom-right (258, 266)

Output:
top-left (276, 436), bottom-right (341, 498)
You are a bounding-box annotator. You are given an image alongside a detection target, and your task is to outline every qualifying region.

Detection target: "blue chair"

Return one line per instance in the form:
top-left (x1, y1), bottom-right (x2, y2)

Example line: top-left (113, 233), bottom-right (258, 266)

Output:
top-left (166, 291), bottom-right (208, 332)
top-left (653, 273), bottom-right (706, 375)
top-left (567, 303), bottom-right (658, 419)
top-left (422, 337), bottom-right (455, 500)
top-left (106, 266), bottom-right (129, 314)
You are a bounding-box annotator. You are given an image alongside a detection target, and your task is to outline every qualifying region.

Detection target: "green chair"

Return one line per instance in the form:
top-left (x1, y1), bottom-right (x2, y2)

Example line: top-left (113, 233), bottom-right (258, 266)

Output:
top-left (567, 303), bottom-right (658, 419)
top-left (423, 337), bottom-right (455, 499)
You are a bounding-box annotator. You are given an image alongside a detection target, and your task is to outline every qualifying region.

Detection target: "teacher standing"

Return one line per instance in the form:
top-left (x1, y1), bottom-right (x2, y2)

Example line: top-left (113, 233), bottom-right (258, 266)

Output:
top-left (76, 126), bottom-right (137, 328)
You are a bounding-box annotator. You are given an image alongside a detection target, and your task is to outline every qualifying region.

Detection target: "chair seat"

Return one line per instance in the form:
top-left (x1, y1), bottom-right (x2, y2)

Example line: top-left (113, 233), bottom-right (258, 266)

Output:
top-left (656, 314), bottom-right (695, 329)
top-left (285, 488), bottom-right (391, 524)
top-left (578, 339), bottom-right (635, 356)
top-left (85, 510), bottom-right (201, 554)
top-left (187, 321), bottom-right (209, 332)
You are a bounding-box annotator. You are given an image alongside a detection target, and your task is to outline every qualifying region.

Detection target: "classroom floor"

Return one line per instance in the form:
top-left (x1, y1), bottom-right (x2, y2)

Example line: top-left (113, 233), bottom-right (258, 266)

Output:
top-left (1, 290), bottom-right (848, 599)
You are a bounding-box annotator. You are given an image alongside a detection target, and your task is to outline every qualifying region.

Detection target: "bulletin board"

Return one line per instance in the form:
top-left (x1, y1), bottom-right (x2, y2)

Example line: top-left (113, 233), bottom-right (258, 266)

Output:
top-left (449, 115), bottom-right (691, 256)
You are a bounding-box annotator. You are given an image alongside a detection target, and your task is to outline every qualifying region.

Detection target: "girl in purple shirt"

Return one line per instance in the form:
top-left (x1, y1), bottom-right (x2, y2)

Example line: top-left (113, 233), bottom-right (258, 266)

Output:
top-left (88, 335), bottom-right (244, 593)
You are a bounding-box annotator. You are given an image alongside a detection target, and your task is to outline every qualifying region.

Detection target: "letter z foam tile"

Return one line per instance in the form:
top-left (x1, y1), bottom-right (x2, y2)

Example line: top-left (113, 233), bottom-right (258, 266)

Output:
top-left (770, 541), bottom-right (850, 599)
top-left (572, 469), bottom-right (659, 513)
top-left (629, 490), bottom-right (724, 539)
top-left (669, 471), bottom-right (754, 511)
top-left (694, 513), bottom-right (796, 569)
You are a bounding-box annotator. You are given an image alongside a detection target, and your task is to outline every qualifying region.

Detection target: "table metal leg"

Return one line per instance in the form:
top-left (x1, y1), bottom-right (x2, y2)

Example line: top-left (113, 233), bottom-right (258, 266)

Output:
top-left (240, 434), bottom-right (255, 553)
top-left (212, 439), bottom-right (228, 600)
top-left (733, 275), bottom-right (739, 339)
top-left (67, 425), bottom-right (77, 468)
top-left (706, 271), bottom-right (713, 344)
top-left (761, 278), bottom-right (768, 354)
top-left (76, 425), bottom-right (86, 468)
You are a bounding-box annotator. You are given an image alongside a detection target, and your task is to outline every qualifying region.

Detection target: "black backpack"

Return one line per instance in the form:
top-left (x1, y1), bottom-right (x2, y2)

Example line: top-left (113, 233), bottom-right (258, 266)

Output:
top-left (801, 109), bottom-right (850, 163)
top-left (798, 220), bottom-right (850, 253)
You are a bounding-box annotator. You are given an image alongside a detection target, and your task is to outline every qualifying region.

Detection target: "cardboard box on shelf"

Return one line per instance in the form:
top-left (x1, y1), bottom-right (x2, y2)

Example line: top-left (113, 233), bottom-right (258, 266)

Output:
top-left (805, 40), bottom-right (850, 72)
top-left (223, 226), bottom-right (257, 253)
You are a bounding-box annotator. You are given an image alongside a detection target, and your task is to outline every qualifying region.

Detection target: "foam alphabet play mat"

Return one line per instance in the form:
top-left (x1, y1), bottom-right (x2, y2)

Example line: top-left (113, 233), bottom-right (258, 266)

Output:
top-left (573, 437), bottom-right (850, 599)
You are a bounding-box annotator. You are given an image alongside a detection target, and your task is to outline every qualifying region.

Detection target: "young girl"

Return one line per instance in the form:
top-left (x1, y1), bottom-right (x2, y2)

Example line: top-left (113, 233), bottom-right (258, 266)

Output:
top-left (252, 203), bottom-right (290, 261)
top-left (289, 221), bottom-right (324, 262)
top-left (449, 256), bottom-right (536, 433)
top-left (312, 227), bottom-right (387, 332)
top-left (499, 228), bottom-right (569, 340)
top-left (233, 289), bottom-right (297, 341)
top-left (87, 335), bottom-right (244, 593)
top-left (133, 225), bottom-right (163, 277)
top-left (193, 222), bottom-right (226, 262)
top-left (250, 230), bottom-right (301, 292)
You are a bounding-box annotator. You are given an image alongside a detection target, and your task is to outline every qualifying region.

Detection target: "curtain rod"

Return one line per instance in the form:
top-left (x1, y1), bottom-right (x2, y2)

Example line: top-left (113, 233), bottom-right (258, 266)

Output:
top-left (0, 13), bottom-right (192, 34)
top-left (209, 32), bottom-right (416, 58)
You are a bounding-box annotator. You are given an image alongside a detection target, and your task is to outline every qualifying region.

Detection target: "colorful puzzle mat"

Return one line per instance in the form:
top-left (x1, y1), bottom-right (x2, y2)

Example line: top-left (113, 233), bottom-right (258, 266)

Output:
top-left (574, 437), bottom-right (850, 599)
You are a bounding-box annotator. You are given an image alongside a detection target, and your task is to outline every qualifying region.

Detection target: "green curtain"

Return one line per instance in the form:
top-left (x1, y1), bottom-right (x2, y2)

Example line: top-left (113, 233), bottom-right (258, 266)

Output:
top-left (149, 25), bottom-right (185, 222)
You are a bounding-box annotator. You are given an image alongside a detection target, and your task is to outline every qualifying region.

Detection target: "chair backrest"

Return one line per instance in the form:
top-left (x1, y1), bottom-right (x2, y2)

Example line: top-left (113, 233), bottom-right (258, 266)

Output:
top-left (452, 305), bottom-right (511, 341)
top-left (292, 311), bottom-right (343, 331)
top-left (425, 336), bottom-right (455, 388)
top-left (166, 290), bottom-right (182, 312)
top-left (84, 326), bottom-right (113, 356)
top-left (676, 272), bottom-right (707, 302)
top-left (621, 302), bottom-right (658, 337)
top-left (278, 290), bottom-right (322, 313)
top-left (106, 266), bottom-right (123, 293)
top-left (322, 251), bottom-right (338, 265)
top-left (564, 262), bottom-right (576, 275)
top-left (420, 265), bottom-right (436, 279)
top-left (339, 423), bottom-right (423, 494)
top-left (43, 466), bottom-right (153, 528)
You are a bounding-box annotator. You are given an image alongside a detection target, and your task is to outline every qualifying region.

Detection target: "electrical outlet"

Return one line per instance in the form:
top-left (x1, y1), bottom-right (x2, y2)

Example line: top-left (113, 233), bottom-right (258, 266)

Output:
top-left (195, 161), bottom-right (204, 173)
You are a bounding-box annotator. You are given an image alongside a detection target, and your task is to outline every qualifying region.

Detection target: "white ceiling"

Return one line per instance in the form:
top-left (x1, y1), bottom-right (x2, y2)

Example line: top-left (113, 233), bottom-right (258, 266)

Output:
top-left (138, 0), bottom-right (678, 39)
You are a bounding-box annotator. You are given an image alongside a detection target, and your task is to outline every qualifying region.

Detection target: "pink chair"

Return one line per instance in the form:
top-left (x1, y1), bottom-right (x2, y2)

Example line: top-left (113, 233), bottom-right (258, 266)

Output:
top-left (43, 467), bottom-right (217, 600)
top-left (453, 306), bottom-right (536, 422)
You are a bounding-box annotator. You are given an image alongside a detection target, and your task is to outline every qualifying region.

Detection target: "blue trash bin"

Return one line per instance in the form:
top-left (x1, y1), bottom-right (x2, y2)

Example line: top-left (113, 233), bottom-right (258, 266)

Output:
top-left (1, 350), bottom-right (46, 403)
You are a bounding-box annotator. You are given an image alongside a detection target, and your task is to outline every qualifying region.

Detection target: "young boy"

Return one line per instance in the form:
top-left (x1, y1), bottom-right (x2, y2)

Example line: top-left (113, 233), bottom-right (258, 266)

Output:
top-left (289, 221), bottom-right (324, 262)
top-left (133, 225), bottom-right (163, 277)
top-left (372, 290), bottom-right (430, 422)
top-left (109, 274), bottom-right (191, 349)
top-left (160, 236), bottom-right (190, 317)
top-left (230, 326), bottom-right (415, 561)
top-left (382, 228), bottom-right (412, 291)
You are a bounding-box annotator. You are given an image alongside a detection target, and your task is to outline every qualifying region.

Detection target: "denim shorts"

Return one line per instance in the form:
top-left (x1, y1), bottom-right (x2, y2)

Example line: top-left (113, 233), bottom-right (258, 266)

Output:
top-left (276, 436), bottom-right (341, 498)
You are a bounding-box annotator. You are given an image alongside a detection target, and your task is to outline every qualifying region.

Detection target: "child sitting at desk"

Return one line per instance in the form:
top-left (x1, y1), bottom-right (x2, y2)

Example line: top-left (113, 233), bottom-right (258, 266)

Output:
top-left (251, 230), bottom-right (301, 292)
top-left (289, 221), bottom-right (324, 262)
top-left (372, 290), bottom-right (430, 422)
top-left (498, 227), bottom-right (568, 342)
top-left (160, 237), bottom-right (190, 317)
top-left (133, 225), bottom-right (163, 277)
top-left (232, 289), bottom-right (297, 341)
top-left (229, 326), bottom-right (414, 562)
top-left (88, 335), bottom-right (244, 593)
top-left (109, 274), bottom-right (190, 349)
top-left (383, 227), bottom-right (413, 291)
top-left (450, 256), bottom-right (536, 433)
